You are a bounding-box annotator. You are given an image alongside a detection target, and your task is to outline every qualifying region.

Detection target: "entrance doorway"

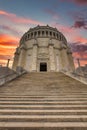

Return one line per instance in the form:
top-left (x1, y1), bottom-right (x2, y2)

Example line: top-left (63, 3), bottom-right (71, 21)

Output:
top-left (40, 63), bottom-right (47, 72)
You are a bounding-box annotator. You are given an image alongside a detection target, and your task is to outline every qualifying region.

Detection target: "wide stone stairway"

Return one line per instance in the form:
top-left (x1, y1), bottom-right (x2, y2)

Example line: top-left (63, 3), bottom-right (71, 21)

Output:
top-left (0, 72), bottom-right (87, 130)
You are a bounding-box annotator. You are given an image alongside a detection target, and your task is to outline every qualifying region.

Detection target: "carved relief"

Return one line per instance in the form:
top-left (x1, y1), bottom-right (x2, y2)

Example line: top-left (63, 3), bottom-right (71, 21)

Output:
top-left (38, 53), bottom-right (49, 59)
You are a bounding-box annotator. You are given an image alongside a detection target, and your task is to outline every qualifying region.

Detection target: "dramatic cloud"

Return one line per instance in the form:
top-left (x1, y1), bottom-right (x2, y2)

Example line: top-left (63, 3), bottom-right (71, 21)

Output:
top-left (72, 19), bottom-right (87, 29)
top-left (0, 25), bottom-right (22, 36)
top-left (0, 34), bottom-right (19, 46)
top-left (0, 10), bottom-right (44, 66)
top-left (73, 0), bottom-right (87, 5)
top-left (69, 42), bottom-right (87, 53)
top-left (0, 34), bottom-right (19, 66)
top-left (69, 42), bottom-right (87, 66)
top-left (69, 9), bottom-right (87, 30)
top-left (61, 0), bottom-right (87, 5)
top-left (0, 10), bottom-right (15, 17)
top-left (0, 10), bottom-right (44, 25)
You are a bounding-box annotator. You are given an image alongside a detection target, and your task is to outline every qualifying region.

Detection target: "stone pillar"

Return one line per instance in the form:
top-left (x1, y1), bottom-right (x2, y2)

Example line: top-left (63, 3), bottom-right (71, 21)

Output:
top-left (31, 40), bottom-right (38, 72)
top-left (18, 48), bottom-right (26, 68)
top-left (56, 54), bottom-right (60, 71)
top-left (49, 39), bottom-right (56, 71)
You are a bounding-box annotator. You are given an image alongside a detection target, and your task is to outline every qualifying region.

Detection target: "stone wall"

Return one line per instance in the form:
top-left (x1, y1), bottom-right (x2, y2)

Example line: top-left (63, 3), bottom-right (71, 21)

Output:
top-left (0, 67), bottom-right (26, 86)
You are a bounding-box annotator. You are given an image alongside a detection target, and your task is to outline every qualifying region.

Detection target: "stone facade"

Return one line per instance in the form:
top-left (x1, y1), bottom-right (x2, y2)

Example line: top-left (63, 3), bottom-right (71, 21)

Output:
top-left (12, 25), bottom-right (75, 72)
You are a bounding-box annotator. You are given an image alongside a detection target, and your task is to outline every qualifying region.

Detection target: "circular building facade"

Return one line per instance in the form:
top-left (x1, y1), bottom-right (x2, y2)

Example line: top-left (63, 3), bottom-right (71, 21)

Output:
top-left (12, 25), bottom-right (75, 72)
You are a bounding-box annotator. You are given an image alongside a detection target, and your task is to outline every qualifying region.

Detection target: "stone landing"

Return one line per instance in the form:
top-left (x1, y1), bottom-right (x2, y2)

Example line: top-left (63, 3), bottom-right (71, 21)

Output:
top-left (0, 72), bottom-right (87, 130)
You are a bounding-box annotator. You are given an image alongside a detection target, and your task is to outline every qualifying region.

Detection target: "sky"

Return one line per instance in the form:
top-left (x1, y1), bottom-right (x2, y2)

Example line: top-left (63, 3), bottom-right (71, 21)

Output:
top-left (0, 0), bottom-right (87, 68)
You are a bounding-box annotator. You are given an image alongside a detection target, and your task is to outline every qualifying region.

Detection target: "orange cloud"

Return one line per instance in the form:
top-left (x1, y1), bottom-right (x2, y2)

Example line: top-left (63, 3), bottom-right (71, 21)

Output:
top-left (0, 34), bottom-right (19, 66)
top-left (0, 34), bottom-right (19, 42)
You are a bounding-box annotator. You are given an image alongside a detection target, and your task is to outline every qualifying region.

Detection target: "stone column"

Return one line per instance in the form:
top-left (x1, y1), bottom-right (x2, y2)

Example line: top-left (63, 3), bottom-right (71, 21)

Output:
top-left (31, 40), bottom-right (38, 72)
top-left (49, 39), bottom-right (56, 71)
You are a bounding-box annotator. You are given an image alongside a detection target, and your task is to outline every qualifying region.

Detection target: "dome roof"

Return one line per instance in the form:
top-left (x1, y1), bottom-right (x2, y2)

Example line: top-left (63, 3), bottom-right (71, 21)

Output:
top-left (20, 25), bottom-right (67, 45)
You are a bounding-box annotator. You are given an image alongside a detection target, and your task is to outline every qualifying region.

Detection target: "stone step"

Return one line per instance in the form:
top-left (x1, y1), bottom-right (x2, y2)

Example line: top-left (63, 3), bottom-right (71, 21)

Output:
top-left (0, 95), bottom-right (87, 97)
top-left (0, 101), bottom-right (87, 103)
top-left (0, 122), bottom-right (87, 129)
top-left (0, 104), bottom-right (87, 107)
top-left (0, 109), bottom-right (87, 115)
top-left (0, 94), bottom-right (87, 96)
top-left (0, 100), bottom-right (87, 102)
top-left (1, 91), bottom-right (87, 93)
top-left (0, 101), bottom-right (87, 105)
top-left (0, 92), bottom-right (87, 94)
top-left (0, 98), bottom-right (87, 101)
top-left (0, 115), bottom-right (87, 122)
top-left (0, 105), bottom-right (87, 110)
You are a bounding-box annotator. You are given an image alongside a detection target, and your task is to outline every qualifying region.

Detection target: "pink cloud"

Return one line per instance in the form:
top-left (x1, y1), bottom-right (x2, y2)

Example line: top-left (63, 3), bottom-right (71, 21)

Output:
top-left (52, 22), bottom-right (87, 44)
top-left (0, 10), bottom-right (44, 25)
top-left (70, 9), bottom-right (87, 30)
top-left (0, 10), bottom-right (15, 17)
top-left (72, 20), bottom-right (87, 29)
top-left (0, 25), bottom-right (22, 36)
top-left (73, 0), bottom-right (87, 5)
top-left (61, 0), bottom-right (87, 5)
top-left (74, 36), bottom-right (87, 43)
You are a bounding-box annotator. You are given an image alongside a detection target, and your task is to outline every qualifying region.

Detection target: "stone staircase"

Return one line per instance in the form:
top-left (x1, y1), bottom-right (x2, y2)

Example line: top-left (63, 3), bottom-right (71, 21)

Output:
top-left (0, 72), bottom-right (87, 130)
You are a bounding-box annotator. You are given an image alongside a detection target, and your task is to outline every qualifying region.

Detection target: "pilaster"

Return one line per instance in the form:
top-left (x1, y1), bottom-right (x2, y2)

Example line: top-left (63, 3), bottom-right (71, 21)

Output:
top-left (18, 48), bottom-right (26, 68)
top-left (31, 40), bottom-right (38, 71)
top-left (49, 39), bottom-right (56, 71)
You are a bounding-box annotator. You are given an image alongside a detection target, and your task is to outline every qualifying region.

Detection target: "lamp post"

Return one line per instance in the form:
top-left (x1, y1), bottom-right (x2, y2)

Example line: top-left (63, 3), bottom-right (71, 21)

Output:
top-left (77, 58), bottom-right (80, 68)
top-left (7, 59), bottom-right (10, 68)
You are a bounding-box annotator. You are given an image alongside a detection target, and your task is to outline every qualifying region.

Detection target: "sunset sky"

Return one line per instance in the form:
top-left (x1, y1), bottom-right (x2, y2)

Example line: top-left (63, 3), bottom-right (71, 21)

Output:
top-left (0, 0), bottom-right (87, 68)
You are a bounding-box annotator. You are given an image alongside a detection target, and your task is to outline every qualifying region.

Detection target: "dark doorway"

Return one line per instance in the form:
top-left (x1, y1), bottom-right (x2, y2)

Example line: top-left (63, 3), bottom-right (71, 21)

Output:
top-left (40, 63), bottom-right (47, 72)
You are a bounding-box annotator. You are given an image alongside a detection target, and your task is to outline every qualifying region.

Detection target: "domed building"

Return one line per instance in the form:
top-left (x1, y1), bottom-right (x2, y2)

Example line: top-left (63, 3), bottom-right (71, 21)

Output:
top-left (12, 25), bottom-right (75, 72)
